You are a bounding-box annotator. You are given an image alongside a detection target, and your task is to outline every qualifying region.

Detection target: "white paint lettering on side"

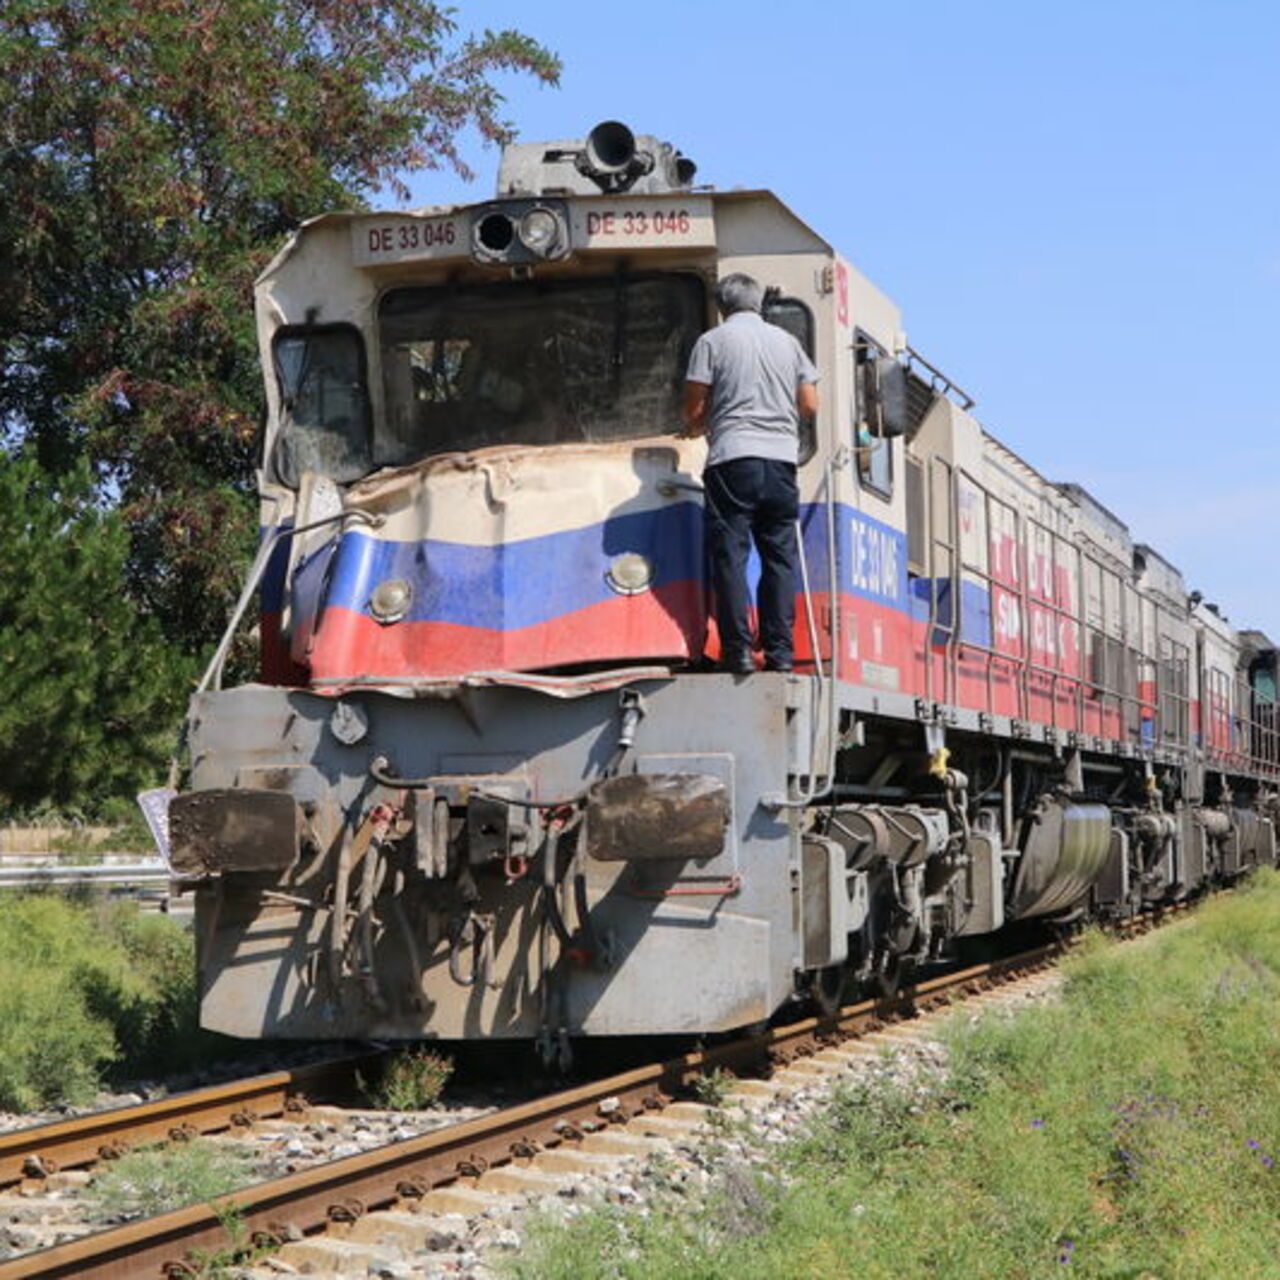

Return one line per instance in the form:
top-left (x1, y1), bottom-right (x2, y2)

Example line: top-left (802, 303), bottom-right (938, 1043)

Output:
top-left (848, 515), bottom-right (901, 602)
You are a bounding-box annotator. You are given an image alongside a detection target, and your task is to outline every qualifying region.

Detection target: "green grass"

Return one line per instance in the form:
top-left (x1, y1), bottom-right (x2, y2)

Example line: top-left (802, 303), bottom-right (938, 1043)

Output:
top-left (360, 1046), bottom-right (454, 1110)
top-left (2, 796), bottom-right (158, 853)
top-left (509, 871), bottom-right (1280, 1279)
top-left (85, 1139), bottom-right (256, 1220)
top-left (691, 1067), bottom-right (737, 1109)
top-left (0, 892), bottom-right (216, 1110)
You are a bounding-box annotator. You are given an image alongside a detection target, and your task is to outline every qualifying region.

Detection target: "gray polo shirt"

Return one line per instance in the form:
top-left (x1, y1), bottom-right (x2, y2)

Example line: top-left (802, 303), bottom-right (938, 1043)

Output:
top-left (685, 310), bottom-right (819, 467)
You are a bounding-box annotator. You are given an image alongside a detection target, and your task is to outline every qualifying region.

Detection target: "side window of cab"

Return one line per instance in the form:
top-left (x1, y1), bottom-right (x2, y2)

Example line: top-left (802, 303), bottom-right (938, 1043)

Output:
top-left (762, 291), bottom-right (817, 464)
top-left (853, 332), bottom-right (893, 498)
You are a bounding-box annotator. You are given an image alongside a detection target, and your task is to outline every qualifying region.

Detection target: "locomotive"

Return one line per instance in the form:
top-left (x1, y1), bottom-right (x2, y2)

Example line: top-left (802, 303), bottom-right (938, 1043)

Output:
top-left (168, 121), bottom-right (1280, 1061)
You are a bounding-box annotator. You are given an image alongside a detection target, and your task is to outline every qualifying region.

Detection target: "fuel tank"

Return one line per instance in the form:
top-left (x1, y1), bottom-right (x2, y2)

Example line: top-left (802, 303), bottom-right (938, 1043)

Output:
top-left (1009, 798), bottom-right (1111, 919)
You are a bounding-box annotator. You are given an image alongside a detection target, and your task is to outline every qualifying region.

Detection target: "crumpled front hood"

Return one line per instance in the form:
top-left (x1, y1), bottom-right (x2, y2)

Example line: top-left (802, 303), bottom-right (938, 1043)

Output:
top-left (296, 437), bottom-right (709, 687)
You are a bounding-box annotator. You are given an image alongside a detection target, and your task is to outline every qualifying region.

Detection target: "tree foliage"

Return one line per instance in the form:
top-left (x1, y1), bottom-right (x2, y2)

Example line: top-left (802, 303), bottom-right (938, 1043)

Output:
top-left (0, 2), bottom-right (557, 810)
top-left (0, 456), bottom-right (194, 811)
top-left (0, 0), bottom-right (559, 652)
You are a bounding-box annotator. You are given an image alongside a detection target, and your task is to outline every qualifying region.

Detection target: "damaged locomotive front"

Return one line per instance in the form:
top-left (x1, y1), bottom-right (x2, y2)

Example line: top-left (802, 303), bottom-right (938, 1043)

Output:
top-left (170, 122), bottom-right (815, 1052)
top-left (158, 118), bottom-right (1280, 1054)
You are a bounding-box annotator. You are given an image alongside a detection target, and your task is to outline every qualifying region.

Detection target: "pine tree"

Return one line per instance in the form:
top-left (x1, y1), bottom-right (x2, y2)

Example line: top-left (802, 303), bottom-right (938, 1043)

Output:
top-left (0, 457), bottom-right (194, 811)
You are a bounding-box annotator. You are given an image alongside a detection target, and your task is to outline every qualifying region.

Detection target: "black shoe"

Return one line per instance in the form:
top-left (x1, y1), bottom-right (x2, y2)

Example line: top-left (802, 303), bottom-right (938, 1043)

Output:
top-left (723, 654), bottom-right (756, 674)
top-left (763, 658), bottom-right (793, 673)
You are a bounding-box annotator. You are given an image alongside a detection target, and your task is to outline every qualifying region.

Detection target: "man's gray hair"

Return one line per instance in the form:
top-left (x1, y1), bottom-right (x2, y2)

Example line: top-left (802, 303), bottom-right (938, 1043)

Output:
top-left (715, 273), bottom-right (764, 316)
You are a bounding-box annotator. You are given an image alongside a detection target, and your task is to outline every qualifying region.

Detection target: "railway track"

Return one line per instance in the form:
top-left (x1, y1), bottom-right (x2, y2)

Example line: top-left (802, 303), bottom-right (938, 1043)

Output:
top-left (1, 937), bottom-right (1086, 1280)
top-left (0, 1054), bottom-right (379, 1193)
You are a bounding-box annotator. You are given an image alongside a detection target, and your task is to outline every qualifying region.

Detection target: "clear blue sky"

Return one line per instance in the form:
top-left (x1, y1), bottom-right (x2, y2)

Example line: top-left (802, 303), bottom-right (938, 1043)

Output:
top-left (405, 0), bottom-right (1280, 637)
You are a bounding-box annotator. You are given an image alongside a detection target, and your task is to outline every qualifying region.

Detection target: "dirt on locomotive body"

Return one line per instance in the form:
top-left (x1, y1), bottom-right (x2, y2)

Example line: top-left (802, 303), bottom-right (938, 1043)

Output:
top-left (160, 121), bottom-right (1280, 1061)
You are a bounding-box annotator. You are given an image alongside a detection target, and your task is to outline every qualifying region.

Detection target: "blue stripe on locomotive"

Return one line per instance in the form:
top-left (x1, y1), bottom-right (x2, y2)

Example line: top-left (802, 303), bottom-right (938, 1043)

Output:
top-left (798, 505), bottom-right (992, 646)
top-left (320, 502), bottom-right (705, 630)
top-left (264, 500), bottom-right (994, 642)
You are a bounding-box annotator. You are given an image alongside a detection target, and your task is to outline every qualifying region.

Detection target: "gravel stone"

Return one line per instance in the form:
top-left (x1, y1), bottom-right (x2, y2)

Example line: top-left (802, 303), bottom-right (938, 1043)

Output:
top-left (422, 1225), bottom-right (464, 1251)
top-left (370, 1261), bottom-right (416, 1278)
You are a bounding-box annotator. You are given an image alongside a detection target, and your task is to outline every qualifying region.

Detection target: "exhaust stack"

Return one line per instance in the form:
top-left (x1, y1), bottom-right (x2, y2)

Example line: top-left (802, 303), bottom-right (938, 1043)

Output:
top-left (497, 120), bottom-right (698, 198)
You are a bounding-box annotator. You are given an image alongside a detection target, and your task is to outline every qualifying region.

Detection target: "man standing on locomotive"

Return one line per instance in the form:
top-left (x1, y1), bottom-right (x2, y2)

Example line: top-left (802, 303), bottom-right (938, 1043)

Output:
top-left (682, 273), bottom-right (819, 674)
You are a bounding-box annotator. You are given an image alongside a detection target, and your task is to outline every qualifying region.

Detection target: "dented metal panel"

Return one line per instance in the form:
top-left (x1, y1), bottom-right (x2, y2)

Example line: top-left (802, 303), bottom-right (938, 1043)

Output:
top-left (295, 440), bottom-right (711, 683)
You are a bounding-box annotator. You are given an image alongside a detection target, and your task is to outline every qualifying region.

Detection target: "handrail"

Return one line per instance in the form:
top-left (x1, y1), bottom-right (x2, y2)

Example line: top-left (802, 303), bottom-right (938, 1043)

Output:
top-left (924, 454), bottom-right (955, 707)
top-left (769, 455), bottom-right (841, 810)
top-left (936, 463), bottom-right (1192, 759)
top-left (918, 452), bottom-right (1280, 781)
top-left (795, 516), bottom-right (825, 684)
top-left (197, 509), bottom-right (383, 695)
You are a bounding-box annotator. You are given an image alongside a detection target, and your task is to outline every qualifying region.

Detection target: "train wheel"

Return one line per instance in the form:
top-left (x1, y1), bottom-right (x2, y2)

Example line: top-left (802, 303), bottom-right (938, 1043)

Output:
top-left (811, 964), bottom-right (846, 1018)
top-left (874, 952), bottom-right (915, 999)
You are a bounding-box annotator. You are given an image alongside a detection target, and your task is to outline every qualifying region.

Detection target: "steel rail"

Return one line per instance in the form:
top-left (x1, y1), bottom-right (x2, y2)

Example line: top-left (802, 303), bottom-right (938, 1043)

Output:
top-left (2, 943), bottom-right (1073, 1280)
top-left (0, 1054), bottom-right (379, 1190)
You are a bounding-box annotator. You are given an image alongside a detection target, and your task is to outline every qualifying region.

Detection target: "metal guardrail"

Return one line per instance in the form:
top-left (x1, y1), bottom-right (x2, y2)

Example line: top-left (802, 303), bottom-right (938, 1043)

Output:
top-left (0, 863), bottom-right (172, 889)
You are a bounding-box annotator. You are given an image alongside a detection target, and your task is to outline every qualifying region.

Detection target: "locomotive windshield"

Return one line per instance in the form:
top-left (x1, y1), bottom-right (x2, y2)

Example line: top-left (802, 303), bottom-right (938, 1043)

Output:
top-left (376, 273), bottom-right (704, 463)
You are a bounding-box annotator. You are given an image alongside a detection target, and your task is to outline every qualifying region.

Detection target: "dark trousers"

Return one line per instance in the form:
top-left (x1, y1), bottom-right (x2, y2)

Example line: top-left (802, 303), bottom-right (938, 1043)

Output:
top-left (704, 458), bottom-right (799, 667)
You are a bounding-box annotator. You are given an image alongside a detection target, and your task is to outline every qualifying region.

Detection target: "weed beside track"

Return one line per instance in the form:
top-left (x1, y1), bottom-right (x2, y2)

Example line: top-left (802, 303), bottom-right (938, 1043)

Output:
top-left (511, 872), bottom-right (1280, 1279)
top-left (0, 893), bottom-right (213, 1111)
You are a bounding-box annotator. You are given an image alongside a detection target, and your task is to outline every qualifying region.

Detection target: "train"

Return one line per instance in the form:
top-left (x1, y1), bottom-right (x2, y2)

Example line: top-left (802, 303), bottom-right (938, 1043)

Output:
top-left (165, 121), bottom-right (1280, 1063)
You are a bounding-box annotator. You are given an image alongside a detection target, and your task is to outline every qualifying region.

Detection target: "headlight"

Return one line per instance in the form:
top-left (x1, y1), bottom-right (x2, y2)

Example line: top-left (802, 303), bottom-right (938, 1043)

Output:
top-left (519, 207), bottom-right (564, 258)
top-left (369, 578), bottom-right (413, 623)
top-left (470, 200), bottom-right (570, 266)
top-left (606, 553), bottom-right (654, 595)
